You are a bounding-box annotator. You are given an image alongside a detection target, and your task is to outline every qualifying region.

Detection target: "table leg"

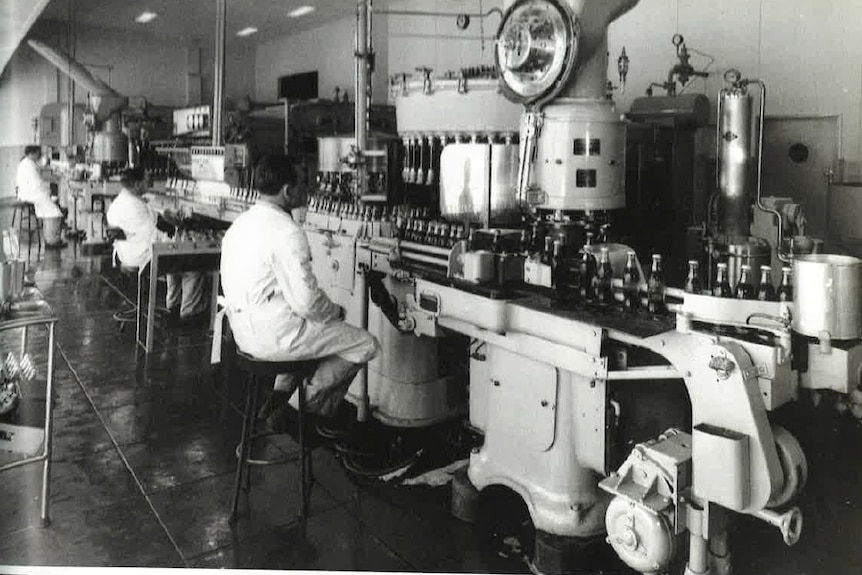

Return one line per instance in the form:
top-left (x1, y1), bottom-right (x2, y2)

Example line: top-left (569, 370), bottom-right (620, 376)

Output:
top-left (146, 257), bottom-right (159, 354)
top-left (40, 322), bottom-right (56, 527)
top-left (20, 325), bottom-right (28, 357)
top-left (210, 272), bottom-right (220, 331)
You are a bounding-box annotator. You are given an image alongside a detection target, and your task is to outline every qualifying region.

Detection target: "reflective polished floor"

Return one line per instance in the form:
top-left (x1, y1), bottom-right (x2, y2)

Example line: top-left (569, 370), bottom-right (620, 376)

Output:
top-left (1, 205), bottom-right (861, 573)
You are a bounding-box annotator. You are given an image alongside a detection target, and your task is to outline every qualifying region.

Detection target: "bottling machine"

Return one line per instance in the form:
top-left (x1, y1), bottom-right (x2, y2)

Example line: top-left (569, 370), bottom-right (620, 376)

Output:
top-left (301, 0), bottom-right (862, 574)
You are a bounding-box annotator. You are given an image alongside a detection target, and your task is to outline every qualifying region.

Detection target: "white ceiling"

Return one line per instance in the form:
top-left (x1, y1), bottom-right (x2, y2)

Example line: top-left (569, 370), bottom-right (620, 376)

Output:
top-left (38, 0), bottom-right (373, 44)
top-left (0, 0), bottom-right (53, 74)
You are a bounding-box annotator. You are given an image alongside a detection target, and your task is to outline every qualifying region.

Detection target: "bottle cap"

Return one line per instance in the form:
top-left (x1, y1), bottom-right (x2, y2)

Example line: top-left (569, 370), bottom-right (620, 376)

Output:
top-left (760, 264), bottom-right (771, 271)
top-left (782, 266), bottom-right (792, 272)
top-left (741, 264), bottom-right (751, 270)
top-left (652, 254), bottom-right (662, 261)
top-left (717, 262), bottom-right (728, 268)
top-left (688, 259), bottom-right (698, 265)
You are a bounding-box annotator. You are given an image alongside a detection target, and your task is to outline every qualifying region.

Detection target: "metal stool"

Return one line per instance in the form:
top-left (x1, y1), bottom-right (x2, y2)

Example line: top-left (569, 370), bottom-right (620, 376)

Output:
top-left (230, 350), bottom-right (317, 523)
top-left (11, 201), bottom-right (42, 250)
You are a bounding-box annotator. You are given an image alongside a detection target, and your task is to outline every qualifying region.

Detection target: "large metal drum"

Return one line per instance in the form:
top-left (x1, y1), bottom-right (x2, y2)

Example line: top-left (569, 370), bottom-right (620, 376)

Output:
top-left (793, 254), bottom-right (862, 340)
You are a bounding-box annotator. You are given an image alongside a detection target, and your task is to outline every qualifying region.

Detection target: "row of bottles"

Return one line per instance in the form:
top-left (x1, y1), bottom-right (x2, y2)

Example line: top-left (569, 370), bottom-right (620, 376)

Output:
top-left (684, 261), bottom-right (793, 301)
top-left (400, 132), bottom-right (518, 186)
top-left (317, 171), bottom-right (388, 196)
top-left (528, 232), bottom-right (667, 314)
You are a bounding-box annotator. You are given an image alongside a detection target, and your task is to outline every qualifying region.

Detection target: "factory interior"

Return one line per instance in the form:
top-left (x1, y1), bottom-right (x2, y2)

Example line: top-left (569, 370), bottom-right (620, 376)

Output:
top-left (2, 0), bottom-right (862, 573)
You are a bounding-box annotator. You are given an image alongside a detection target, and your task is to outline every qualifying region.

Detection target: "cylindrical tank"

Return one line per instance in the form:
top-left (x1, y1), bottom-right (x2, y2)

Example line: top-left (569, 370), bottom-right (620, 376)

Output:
top-left (718, 88), bottom-right (753, 238)
top-left (527, 98), bottom-right (626, 211)
top-left (793, 254), bottom-right (862, 340)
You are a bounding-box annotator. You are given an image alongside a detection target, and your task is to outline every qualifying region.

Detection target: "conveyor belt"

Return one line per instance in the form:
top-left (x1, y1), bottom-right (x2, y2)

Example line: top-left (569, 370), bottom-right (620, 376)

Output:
top-left (511, 290), bottom-right (676, 339)
top-left (413, 270), bottom-right (675, 339)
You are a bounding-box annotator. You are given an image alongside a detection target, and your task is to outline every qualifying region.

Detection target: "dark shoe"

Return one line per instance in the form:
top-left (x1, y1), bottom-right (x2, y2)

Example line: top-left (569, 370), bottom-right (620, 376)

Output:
top-left (316, 401), bottom-right (354, 440)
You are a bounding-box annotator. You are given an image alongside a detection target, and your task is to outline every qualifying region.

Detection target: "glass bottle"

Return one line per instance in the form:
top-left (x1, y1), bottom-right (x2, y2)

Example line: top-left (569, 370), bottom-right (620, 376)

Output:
top-left (578, 235), bottom-right (597, 301)
top-left (684, 260), bottom-right (702, 294)
top-left (647, 254), bottom-right (665, 314)
top-left (542, 236), bottom-right (554, 265)
top-left (734, 264), bottom-right (756, 300)
top-left (756, 265), bottom-right (777, 301)
top-left (713, 262), bottom-right (732, 298)
top-left (777, 266), bottom-right (793, 302)
top-left (623, 251), bottom-right (640, 309)
top-left (552, 240), bottom-right (567, 293)
top-left (491, 229), bottom-right (502, 254)
top-left (595, 247), bottom-right (614, 305)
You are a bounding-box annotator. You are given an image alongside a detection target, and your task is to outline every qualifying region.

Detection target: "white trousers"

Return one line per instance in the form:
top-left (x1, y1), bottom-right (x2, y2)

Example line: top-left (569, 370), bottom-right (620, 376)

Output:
top-left (166, 272), bottom-right (207, 317)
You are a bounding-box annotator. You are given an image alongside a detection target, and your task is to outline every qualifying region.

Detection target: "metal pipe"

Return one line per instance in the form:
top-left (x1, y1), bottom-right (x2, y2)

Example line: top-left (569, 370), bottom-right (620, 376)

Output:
top-left (401, 252), bottom-right (448, 267)
top-left (750, 79), bottom-right (787, 262)
top-left (400, 240), bottom-right (451, 256)
top-left (605, 366), bottom-right (686, 380)
top-left (355, 0), bottom-right (369, 199)
top-left (375, 8), bottom-right (503, 19)
top-left (355, 268), bottom-right (370, 422)
top-left (752, 507), bottom-right (803, 546)
top-left (212, 0), bottom-right (226, 147)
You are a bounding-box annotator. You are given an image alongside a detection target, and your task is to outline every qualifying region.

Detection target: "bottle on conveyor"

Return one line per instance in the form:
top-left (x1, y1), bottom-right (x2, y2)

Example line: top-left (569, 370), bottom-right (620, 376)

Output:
top-left (647, 254), bottom-right (665, 314)
top-left (623, 251), bottom-right (640, 309)
top-left (684, 260), bottom-right (702, 294)
top-left (734, 264), bottom-right (756, 300)
top-left (713, 262), bottom-right (733, 298)
top-left (595, 247), bottom-right (614, 305)
top-left (777, 266), bottom-right (793, 302)
top-left (756, 265), bottom-right (777, 301)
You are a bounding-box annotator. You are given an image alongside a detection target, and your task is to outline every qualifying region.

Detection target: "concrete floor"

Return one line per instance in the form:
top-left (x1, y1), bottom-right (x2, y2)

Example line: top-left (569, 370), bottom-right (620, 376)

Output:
top-left (0, 207), bottom-right (861, 573)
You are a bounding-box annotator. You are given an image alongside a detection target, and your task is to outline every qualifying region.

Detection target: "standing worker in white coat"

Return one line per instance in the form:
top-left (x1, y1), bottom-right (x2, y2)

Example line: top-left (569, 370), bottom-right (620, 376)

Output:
top-left (220, 155), bottom-right (379, 427)
top-left (16, 145), bottom-right (65, 247)
top-left (107, 166), bottom-right (207, 322)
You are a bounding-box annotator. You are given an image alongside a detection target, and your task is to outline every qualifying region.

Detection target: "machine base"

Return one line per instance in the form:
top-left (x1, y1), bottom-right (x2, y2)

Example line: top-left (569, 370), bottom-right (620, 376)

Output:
top-left (532, 531), bottom-right (618, 575)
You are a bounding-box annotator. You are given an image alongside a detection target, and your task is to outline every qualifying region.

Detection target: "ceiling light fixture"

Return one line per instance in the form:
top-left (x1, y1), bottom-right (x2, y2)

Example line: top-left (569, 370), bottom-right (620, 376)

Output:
top-left (236, 27), bottom-right (259, 37)
top-left (287, 5), bottom-right (315, 18)
top-left (135, 11), bottom-right (158, 23)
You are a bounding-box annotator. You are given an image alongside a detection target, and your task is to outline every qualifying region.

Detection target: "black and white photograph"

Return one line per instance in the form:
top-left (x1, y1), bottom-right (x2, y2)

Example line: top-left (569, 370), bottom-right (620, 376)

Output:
top-left (0, 0), bottom-right (861, 573)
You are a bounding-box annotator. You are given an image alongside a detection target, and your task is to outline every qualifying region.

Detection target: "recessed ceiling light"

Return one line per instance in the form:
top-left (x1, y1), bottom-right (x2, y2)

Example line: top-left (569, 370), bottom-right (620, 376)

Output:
top-left (135, 11), bottom-right (157, 23)
top-left (287, 5), bottom-right (315, 18)
top-left (236, 27), bottom-right (258, 37)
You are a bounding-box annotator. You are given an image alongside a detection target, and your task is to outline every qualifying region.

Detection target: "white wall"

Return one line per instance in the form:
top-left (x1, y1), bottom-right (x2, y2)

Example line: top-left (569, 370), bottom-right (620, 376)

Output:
top-left (0, 19), bottom-right (256, 148)
top-left (255, 14), bottom-right (390, 104)
top-left (387, 0), bottom-right (504, 81)
top-left (609, 0), bottom-right (862, 162)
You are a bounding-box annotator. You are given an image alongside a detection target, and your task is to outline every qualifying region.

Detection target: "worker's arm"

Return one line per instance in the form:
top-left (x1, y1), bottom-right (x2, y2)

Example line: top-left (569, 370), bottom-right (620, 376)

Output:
top-left (270, 229), bottom-right (342, 324)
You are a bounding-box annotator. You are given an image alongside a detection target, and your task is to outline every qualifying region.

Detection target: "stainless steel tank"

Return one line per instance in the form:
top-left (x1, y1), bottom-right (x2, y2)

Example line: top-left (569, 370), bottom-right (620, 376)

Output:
top-left (793, 254), bottom-right (862, 340)
top-left (718, 88), bottom-right (753, 238)
top-left (725, 237), bottom-right (771, 288)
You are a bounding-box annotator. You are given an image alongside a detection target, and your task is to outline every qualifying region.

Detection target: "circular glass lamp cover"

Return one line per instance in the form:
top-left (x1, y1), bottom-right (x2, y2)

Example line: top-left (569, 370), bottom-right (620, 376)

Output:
top-left (495, 0), bottom-right (578, 105)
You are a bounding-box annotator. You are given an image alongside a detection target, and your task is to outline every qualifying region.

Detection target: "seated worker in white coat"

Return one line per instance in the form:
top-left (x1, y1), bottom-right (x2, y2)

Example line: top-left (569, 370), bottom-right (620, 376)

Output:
top-left (106, 166), bottom-right (207, 322)
top-left (16, 146), bottom-right (65, 246)
top-left (220, 155), bottom-right (380, 424)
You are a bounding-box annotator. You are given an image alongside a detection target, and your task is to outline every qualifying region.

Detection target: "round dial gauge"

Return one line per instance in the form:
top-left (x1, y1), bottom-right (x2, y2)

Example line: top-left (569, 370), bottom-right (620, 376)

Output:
top-left (495, 0), bottom-right (578, 105)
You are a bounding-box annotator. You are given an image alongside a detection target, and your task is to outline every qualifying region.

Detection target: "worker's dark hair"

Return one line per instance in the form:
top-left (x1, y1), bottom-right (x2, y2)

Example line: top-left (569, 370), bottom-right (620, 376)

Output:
top-left (23, 145), bottom-right (41, 157)
top-left (119, 166), bottom-right (145, 184)
top-left (254, 155), bottom-right (297, 195)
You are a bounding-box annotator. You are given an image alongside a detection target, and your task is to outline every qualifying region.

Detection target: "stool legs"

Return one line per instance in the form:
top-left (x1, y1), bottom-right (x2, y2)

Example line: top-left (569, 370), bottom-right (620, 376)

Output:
top-left (298, 380), bottom-right (308, 521)
top-left (243, 383), bottom-right (261, 494)
top-left (230, 375), bottom-right (257, 522)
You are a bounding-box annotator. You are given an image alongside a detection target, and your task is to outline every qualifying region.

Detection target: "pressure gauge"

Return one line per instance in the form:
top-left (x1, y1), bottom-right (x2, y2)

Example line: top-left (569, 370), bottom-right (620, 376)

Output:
top-left (495, 0), bottom-right (578, 105)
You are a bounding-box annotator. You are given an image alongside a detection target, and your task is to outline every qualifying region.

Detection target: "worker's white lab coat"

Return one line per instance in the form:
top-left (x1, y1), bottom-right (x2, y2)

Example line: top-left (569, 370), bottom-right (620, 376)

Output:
top-left (220, 202), bottom-right (378, 365)
top-left (16, 157), bottom-right (61, 218)
top-left (106, 187), bottom-right (206, 317)
top-left (105, 188), bottom-right (159, 269)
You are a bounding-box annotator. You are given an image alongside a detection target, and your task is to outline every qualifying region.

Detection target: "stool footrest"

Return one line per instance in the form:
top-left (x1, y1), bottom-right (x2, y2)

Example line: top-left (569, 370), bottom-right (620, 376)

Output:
top-left (234, 431), bottom-right (302, 466)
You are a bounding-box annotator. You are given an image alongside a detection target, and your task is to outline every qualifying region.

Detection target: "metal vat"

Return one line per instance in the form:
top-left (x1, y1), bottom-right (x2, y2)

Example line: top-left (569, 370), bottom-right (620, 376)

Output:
top-left (793, 254), bottom-right (862, 340)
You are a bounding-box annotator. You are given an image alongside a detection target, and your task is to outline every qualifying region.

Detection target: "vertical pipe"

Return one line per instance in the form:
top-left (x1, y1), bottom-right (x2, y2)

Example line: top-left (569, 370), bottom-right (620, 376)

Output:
top-left (355, 269), bottom-right (370, 422)
top-left (212, 0), bottom-right (226, 147)
top-left (355, 0), bottom-right (369, 198)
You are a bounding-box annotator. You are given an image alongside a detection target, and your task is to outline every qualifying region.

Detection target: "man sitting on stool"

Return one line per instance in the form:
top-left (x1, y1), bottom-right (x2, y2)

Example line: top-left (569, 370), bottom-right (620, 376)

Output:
top-left (220, 155), bottom-right (379, 430)
top-left (16, 145), bottom-right (66, 248)
top-left (106, 166), bottom-right (207, 323)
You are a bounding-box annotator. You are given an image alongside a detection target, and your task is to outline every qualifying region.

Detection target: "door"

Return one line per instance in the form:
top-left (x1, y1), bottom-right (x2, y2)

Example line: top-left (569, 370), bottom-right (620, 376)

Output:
top-left (760, 116), bottom-right (840, 238)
